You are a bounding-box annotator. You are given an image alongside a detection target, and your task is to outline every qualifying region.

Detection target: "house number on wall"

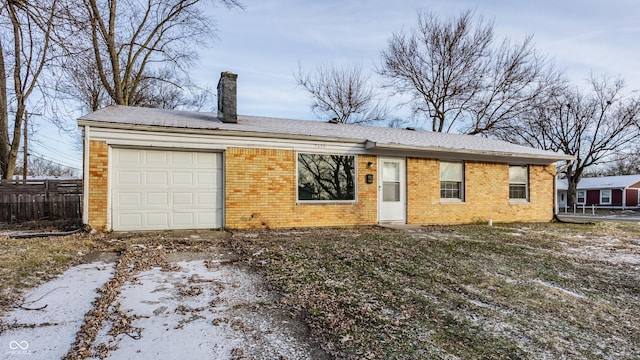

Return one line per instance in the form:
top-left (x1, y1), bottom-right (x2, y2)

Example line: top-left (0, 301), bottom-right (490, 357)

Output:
top-left (314, 144), bottom-right (326, 149)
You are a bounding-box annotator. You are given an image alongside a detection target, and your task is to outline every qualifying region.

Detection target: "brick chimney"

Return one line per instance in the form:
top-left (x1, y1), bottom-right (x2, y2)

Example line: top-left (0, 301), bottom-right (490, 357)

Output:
top-left (217, 71), bottom-right (238, 123)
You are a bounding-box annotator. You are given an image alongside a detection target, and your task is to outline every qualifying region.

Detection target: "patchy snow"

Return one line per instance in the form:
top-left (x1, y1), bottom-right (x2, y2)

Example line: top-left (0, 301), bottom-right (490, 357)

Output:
top-left (533, 279), bottom-right (587, 299)
top-left (89, 259), bottom-right (320, 359)
top-left (1, 252), bottom-right (323, 360)
top-left (0, 261), bottom-right (115, 359)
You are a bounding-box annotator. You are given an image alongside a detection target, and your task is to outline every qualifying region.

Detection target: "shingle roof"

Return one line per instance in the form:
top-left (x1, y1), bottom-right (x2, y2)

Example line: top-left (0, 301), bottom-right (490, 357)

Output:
top-left (556, 175), bottom-right (640, 190)
top-left (78, 105), bottom-right (573, 164)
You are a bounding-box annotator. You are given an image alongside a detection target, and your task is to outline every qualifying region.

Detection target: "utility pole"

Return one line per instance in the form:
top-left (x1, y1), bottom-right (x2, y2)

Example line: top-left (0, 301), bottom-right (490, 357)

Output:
top-left (23, 112), bottom-right (28, 184)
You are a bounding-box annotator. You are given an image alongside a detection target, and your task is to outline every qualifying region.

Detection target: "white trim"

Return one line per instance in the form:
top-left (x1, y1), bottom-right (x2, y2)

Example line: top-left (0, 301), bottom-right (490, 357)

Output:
top-left (440, 161), bottom-right (465, 201)
top-left (82, 125), bottom-right (90, 225)
top-left (508, 165), bottom-right (529, 201)
top-left (600, 189), bottom-right (612, 205)
top-left (577, 190), bottom-right (586, 205)
top-left (88, 127), bottom-right (365, 155)
top-left (378, 157), bottom-right (407, 224)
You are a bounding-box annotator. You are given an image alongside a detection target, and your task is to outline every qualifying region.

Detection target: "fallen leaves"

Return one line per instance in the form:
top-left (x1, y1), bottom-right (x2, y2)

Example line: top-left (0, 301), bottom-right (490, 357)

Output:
top-left (229, 224), bottom-right (640, 359)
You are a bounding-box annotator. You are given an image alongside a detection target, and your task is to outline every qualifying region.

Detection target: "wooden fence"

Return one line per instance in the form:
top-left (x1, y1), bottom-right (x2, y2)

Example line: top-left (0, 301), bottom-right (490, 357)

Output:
top-left (0, 179), bottom-right (83, 222)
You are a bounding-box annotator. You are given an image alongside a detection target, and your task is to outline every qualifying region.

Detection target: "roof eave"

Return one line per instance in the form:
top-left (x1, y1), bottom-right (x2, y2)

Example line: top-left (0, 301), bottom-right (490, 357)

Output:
top-left (365, 141), bottom-right (574, 165)
top-left (77, 119), bottom-right (364, 144)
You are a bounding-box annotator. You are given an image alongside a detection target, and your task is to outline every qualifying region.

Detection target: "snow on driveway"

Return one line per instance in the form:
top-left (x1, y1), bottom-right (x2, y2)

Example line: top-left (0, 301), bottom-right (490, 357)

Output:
top-left (1, 250), bottom-right (325, 360)
top-left (0, 262), bottom-right (114, 359)
top-left (89, 258), bottom-right (319, 359)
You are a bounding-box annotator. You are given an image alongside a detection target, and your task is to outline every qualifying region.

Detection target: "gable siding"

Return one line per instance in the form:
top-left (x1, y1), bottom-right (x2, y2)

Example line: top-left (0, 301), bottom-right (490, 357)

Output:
top-left (612, 189), bottom-right (623, 205)
top-left (626, 188), bottom-right (639, 206)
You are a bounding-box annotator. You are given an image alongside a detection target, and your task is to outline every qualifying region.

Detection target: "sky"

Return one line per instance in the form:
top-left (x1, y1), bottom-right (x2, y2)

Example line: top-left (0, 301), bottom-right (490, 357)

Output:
top-left (32, 0), bottom-right (640, 174)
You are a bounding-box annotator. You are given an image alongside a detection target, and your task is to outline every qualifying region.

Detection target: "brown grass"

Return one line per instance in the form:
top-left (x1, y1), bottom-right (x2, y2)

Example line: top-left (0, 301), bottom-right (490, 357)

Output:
top-left (230, 222), bottom-right (640, 359)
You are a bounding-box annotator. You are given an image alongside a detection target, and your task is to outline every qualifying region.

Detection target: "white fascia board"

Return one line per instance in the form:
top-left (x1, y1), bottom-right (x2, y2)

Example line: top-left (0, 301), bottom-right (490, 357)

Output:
top-left (85, 125), bottom-right (366, 155)
top-left (365, 141), bottom-right (574, 165)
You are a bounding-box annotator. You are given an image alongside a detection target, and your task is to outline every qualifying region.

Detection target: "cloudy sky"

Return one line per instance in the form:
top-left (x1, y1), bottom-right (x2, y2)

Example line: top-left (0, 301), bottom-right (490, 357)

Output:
top-left (195, 0), bottom-right (640, 119)
top-left (36, 0), bottom-right (640, 172)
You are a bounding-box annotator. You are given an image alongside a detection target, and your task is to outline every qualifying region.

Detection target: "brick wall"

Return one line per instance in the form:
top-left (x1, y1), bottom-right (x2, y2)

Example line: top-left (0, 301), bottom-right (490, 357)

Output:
top-left (85, 143), bottom-right (556, 230)
top-left (407, 159), bottom-right (555, 224)
top-left (88, 140), bottom-right (109, 230)
top-left (225, 147), bottom-right (377, 229)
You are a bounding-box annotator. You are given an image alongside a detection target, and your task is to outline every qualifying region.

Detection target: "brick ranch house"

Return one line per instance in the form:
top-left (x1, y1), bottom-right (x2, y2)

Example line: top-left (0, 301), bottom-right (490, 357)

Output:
top-left (78, 72), bottom-right (573, 231)
top-left (557, 174), bottom-right (640, 209)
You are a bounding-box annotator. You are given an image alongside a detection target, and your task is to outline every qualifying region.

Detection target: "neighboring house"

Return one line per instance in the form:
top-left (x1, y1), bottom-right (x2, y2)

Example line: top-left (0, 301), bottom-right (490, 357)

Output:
top-left (77, 72), bottom-right (573, 231)
top-left (557, 175), bottom-right (640, 209)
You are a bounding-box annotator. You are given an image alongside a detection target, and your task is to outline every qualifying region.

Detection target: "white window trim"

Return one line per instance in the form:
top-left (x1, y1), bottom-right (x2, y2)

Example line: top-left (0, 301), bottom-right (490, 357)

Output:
top-left (576, 190), bottom-right (586, 205)
top-left (600, 189), bottom-right (612, 205)
top-left (508, 165), bottom-right (529, 203)
top-left (439, 161), bottom-right (465, 202)
top-left (296, 152), bottom-right (358, 204)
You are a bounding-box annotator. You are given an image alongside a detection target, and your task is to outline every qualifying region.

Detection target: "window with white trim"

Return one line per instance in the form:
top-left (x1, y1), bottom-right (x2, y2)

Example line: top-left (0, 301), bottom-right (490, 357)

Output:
top-left (297, 153), bottom-right (356, 201)
top-left (509, 165), bottom-right (528, 200)
top-left (600, 189), bottom-right (612, 205)
top-left (577, 190), bottom-right (586, 204)
top-left (440, 161), bottom-right (464, 200)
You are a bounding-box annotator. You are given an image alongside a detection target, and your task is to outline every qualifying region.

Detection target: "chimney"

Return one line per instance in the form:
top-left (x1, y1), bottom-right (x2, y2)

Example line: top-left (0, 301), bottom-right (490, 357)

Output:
top-left (217, 71), bottom-right (238, 123)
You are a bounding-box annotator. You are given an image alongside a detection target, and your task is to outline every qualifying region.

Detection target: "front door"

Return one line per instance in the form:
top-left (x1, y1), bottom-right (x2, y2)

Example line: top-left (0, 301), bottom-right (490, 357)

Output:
top-left (378, 157), bottom-right (406, 223)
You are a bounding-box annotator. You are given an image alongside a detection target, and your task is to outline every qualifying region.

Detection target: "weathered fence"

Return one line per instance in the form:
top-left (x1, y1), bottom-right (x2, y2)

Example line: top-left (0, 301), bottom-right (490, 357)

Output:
top-left (0, 179), bottom-right (82, 222)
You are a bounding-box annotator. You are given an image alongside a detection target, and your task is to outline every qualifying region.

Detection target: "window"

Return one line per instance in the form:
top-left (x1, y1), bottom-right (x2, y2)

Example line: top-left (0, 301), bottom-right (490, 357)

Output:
top-left (577, 190), bottom-right (586, 204)
top-left (297, 153), bottom-right (356, 201)
top-left (382, 162), bottom-right (400, 202)
top-left (600, 189), bottom-right (612, 205)
top-left (440, 161), bottom-right (464, 200)
top-left (509, 165), bottom-right (528, 200)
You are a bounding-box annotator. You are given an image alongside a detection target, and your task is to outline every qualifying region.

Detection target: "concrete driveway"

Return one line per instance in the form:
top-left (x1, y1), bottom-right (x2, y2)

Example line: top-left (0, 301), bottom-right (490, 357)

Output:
top-left (0, 231), bottom-right (327, 360)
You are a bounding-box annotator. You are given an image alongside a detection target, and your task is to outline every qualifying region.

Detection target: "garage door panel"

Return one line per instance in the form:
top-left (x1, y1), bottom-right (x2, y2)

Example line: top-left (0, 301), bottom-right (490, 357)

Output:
top-left (173, 192), bottom-right (193, 206)
top-left (116, 213), bottom-right (143, 228)
top-left (145, 151), bottom-right (169, 165)
top-left (117, 149), bottom-right (142, 164)
top-left (146, 193), bottom-right (169, 206)
top-left (172, 172), bottom-right (194, 185)
top-left (147, 213), bottom-right (169, 226)
top-left (117, 193), bottom-right (142, 207)
top-left (173, 212), bottom-right (195, 226)
top-left (117, 171), bottom-right (142, 185)
top-left (146, 172), bottom-right (168, 185)
top-left (172, 152), bottom-right (195, 166)
top-left (112, 148), bottom-right (222, 231)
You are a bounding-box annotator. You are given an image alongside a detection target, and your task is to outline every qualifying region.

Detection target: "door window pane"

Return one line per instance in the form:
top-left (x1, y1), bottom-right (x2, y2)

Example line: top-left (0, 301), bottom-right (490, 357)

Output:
top-left (383, 162), bottom-right (400, 202)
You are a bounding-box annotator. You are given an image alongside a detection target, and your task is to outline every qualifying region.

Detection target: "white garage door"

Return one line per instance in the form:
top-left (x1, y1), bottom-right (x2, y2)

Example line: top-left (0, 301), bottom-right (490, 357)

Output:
top-left (111, 148), bottom-right (223, 231)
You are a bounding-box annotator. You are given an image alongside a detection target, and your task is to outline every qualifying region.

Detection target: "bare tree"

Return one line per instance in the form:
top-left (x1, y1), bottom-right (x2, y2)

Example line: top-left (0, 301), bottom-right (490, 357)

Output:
top-left (378, 9), bottom-right (562, 134)
top-left (59, 0), bottom-right (242, 109)
top-left (15, 155), bottom-right (77, 177)
top-left (0, 0), bottom-right (60, 179)
top-left (295, 63), bottom-right (388, 124)
top-left (503, 75), bottom-right (640, 207)
top-left (597, 148), bottom-right (640, 176)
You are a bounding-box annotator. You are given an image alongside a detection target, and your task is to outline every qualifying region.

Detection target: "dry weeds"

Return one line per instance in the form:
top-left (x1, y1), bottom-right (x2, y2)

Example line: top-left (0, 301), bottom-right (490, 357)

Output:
top-left (230, 222), bottom-right (640, 359)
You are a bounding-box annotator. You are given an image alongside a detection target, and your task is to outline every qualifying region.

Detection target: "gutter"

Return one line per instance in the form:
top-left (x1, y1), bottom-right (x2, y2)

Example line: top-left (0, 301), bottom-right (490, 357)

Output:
top-left (365, 141), bottom-right (575, 164)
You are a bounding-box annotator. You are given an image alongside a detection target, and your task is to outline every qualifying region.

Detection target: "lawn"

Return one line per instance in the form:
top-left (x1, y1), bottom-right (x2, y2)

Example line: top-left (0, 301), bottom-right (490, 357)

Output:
top-left (230, 222), bottom-right (640, 359)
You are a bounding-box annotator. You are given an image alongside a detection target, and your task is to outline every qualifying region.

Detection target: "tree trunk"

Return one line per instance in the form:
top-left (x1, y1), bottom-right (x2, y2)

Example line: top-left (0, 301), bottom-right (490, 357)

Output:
top-left (0, 38), bottom-right (9, 178)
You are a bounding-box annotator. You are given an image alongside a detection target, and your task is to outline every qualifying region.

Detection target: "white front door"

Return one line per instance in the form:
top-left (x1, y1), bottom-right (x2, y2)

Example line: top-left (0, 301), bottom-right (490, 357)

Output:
top-left (378, 157), bottom-right (406, 223)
